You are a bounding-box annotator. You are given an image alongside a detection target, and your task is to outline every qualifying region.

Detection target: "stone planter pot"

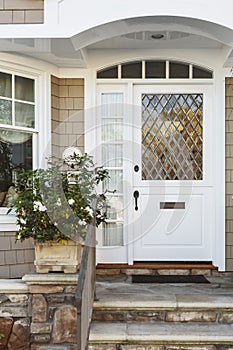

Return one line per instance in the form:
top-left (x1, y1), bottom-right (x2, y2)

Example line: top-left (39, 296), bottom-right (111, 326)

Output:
top-left (34, 240), bottom-right (83, 273)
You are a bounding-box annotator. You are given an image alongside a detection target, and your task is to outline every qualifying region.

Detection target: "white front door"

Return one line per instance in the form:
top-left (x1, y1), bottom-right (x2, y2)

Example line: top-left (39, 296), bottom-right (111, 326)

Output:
top-left (94, 83), bottom-right (220, 264)
top-left (132, 85), bottom-right (214, 261)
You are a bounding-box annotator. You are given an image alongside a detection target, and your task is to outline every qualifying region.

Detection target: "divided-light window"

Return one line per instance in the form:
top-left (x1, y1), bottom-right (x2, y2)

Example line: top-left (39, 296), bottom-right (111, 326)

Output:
top-left (0, 72), bottom-right (35, 208)
top-left (97, 60), bottom-right (213, 79)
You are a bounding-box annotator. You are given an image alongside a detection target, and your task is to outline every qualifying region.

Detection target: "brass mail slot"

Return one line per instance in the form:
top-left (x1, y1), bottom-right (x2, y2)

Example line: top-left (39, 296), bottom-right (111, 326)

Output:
top-left (160, 202), bottom-right (185, 209)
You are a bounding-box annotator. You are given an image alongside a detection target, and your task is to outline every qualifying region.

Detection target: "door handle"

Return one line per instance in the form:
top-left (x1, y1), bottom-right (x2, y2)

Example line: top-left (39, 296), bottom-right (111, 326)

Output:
top-left (133, 190), bottom-right (139, 211)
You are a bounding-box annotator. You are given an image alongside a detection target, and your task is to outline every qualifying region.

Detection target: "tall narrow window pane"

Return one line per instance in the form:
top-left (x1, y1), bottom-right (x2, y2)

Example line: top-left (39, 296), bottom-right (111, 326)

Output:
top-left (103, 170), bottom-right (123, 193)
top-left (15, 102), bottom-right (35, 128)
top-left (170, 62), bottom-right (189, 78)
top-left (15, 76), bottom-right (34, 102)
top-left (0, 72), bottom-right (12, 98)
top-left (0, 130), bottom-right (32, 206)
top-left (146, 61), bottom-right (166, 78)
top-left (122, 62), bottom-right (142, 78)
top-left (0, 99), bottom-right (12, 125)
top-left (101, 93), bottom-right (123, 116)
top-left (102, 144), bottom-right (123, 167)
top-left (103, 223), bottom-right (124, 246)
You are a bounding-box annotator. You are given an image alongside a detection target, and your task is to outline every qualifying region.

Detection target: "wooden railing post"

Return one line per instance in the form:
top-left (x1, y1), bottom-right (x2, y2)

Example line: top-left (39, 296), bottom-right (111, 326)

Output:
top-left (76, 225), bottom-right (96, 350)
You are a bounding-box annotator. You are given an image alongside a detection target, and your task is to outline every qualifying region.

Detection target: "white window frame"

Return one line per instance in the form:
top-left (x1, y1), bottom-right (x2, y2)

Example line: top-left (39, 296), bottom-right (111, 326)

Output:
top-left (0, 62), bottom-right (51, 231)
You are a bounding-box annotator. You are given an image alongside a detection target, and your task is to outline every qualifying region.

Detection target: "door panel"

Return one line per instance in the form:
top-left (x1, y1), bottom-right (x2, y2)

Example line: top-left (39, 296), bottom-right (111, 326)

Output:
top-left (133, 85), bottom-right (213, 261)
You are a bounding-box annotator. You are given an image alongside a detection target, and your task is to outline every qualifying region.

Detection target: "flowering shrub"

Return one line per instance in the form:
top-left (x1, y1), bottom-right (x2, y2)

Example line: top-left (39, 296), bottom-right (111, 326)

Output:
top-left (9, 153), bottom-right (109, 243)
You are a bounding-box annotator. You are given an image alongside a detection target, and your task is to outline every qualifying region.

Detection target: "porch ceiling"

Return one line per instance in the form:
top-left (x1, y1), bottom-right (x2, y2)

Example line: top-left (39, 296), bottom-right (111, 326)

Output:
top-left (0, 16), bottom-right (233, 68)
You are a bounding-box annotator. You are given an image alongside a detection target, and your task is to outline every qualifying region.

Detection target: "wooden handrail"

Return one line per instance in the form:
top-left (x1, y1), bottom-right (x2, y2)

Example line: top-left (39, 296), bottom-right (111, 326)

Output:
top-left (76, 224), bottom-right (96, 350)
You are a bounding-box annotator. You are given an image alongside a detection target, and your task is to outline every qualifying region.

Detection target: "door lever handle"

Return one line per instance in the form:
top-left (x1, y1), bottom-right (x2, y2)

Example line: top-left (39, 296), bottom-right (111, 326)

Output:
top-left (133, 190), bottom-right (139, 211)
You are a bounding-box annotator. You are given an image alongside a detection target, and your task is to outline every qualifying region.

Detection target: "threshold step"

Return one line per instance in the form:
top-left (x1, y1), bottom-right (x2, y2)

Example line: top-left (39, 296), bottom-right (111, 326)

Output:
top-left (89, 322), bottom-right (233, 345)
top-left (97, 262), bottom-right (217, 270)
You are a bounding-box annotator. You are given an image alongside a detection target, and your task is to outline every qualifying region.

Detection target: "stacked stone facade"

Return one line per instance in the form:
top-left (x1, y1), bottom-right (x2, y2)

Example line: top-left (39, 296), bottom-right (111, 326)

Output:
top-left (0, 0), bottom-right (44, 24)
top-left (0, 275), bottom-right (79, 349)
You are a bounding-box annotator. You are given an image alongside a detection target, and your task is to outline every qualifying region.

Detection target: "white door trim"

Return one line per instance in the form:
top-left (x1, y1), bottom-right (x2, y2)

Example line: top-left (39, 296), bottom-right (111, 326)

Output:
top-left (84, 77), bottom-right (225, 270)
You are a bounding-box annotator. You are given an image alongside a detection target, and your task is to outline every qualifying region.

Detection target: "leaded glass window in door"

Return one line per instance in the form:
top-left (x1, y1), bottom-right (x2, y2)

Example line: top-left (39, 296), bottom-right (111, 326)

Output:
top-left (142, 94), bottom-right (203, 180)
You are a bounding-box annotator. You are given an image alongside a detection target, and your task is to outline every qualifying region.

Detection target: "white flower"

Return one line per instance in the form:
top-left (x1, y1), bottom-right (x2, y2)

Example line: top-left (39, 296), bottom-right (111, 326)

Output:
top-left (68, 198), bottom-right (75, 205)
top-left (20, 218), bottom-right (26, 225)
top-left (33, 201), bottom-right (47, 212)
top-left (56, 198), bottom-right (61, 206)
top-left (78, 219), bottom-right (86, 226)
top-left (85, 206), bottom-right (93, 215)
top-left (54, 222), bottom-right (58, 226)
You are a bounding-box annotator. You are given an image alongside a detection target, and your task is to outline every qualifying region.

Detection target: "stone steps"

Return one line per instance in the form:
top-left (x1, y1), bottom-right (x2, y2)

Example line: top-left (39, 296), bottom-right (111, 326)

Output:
top-left (89, 289), bottom-right (233, 348)
top-left (88, 321), bottom-right (233, 349)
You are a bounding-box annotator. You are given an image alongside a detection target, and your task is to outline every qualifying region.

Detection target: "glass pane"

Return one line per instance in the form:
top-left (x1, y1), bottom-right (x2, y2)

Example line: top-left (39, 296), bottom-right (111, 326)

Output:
top-left (103, 170), bottom-right (123, 192)
top-left (15, 102), bottom-right (35, 128)
top-left (15, 76), bottom-right (34, 102)
top-left (0, 72), bottom-right (12, 98)
top-left (101, 93), bottom-right (123, 116)
top-left (146, 61), bottom-right (166, 78)
top-left (106, 195), bottom-right (124, 220)
top-left (103, 223), bottom-right (123, 246)
top-left (101, 119), bottom-right (122, 141)
top-left (193, 66), bottom-right (213, 79)
top-left (142, 94), bottom-right (203, 180)
top-left (97, 66), bottom-right (118, 79)
top-left (0, 130), bottom-right (32, 206)
top-left (122, 62), bottom-right (142, 78)
top-left (0, 99), bottom-right (12, 125)
top-left (170, 62), bottom-right (189, 78)
top-left (102, 143), bottom-right (123, 167)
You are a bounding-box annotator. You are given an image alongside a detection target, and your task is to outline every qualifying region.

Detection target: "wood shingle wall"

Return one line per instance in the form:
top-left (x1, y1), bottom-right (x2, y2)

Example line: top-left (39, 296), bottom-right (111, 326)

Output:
top-left (0, 0), bottom-right (44, 24)
top-left (51, 76), bottom-right (84, 159)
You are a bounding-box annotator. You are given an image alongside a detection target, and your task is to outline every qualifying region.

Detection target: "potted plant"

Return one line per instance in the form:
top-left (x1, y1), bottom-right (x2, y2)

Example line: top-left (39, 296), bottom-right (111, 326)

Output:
top-left (8, 153), bottom-right (109, 273)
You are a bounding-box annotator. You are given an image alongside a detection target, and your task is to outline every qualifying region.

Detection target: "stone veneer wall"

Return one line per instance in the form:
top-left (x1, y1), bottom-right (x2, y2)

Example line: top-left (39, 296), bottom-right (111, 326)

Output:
top-left (51, 76), bottom-right (84, 159)
top-left (0, 232), bottom-right (34, 278)
top-left (226, 77), bottom-right (233, 271)
top-left (0, 0), bottom-right (44, 24)
top-left (0, 275), bottom-right (78, 350)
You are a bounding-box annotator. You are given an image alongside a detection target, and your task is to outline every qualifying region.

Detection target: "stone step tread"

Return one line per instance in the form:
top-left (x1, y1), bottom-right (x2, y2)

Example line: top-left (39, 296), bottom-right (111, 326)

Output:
top-left (93, 293), bottom-right (233, 310)
top-left (89, 322), bottom-right (233, 344)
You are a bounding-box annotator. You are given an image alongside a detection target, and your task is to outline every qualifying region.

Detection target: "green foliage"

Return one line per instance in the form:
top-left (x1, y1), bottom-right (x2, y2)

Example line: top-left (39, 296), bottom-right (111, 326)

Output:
top-left (0, 333), bottom-right (4, 344)
top-left (8, 153), bottom-right (109, 243)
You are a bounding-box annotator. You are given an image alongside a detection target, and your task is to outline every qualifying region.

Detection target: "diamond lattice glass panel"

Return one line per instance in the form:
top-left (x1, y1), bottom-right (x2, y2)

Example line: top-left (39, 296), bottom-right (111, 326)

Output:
top-left (142, 94), bottom-right (203, 180)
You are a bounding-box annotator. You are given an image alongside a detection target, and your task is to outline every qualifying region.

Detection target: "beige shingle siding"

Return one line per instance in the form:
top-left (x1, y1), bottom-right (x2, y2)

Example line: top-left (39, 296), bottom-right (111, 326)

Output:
top-left (51, 76), bottom-right (85, 159)
top-left (226, 77), bottom-right (233, 271)
top-left (0, 232), bottom-right (34, 278)
top-left (0, 0), bottom-right (44, 24)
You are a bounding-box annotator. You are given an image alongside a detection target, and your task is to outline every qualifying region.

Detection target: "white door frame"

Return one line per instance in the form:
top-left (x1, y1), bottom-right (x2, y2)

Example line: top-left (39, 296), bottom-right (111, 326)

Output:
top-left (85, 77), bottom-right (225, 270)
